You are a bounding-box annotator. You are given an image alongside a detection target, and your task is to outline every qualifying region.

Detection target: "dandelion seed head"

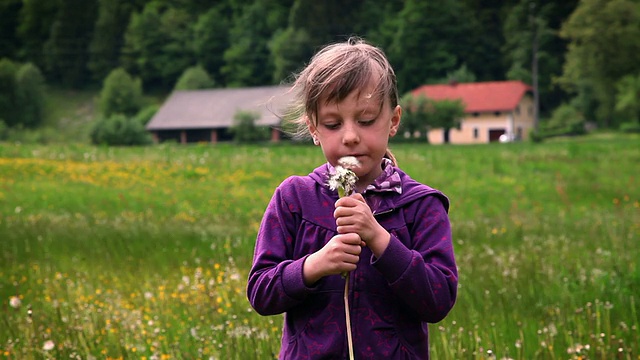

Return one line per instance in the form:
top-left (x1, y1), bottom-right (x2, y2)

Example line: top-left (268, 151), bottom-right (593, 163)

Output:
top-left (43, 340), bottom-right (55, 351)
top-left (9, 296), bottom-right (21, 309)
top-left (328, 157), bottom-right (360, 196)
top-left (338, 156), bottom-right (360, 169)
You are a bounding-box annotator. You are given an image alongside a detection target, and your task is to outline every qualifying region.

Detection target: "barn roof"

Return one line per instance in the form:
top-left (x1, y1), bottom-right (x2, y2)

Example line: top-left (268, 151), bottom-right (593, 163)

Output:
top-left (146, 85), bottom-right (294, 131)
top-left (411, 80), bottom-right (532, 113)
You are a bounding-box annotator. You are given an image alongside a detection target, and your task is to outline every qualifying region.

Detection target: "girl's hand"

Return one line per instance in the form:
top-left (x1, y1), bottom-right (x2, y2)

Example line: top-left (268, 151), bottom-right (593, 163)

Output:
top-left (334, 193), bottom-right (390, 258)
top-left (303, 233), bottom-right (362, 285)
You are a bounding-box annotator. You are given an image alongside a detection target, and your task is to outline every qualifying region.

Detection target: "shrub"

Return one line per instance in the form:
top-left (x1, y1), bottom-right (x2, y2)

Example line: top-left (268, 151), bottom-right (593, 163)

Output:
top-left (229, 110), bottom-right (269, 143)
top-left (99, 68), bottom-right (143, 117)
top-left (90, 114), bottom-right (151, 146)
top-left (619, 121), bottom-right (640, 133)
top-left (533, 103), bottom-right (586, 141)
top-left (16, 63), bottom-right (46, 128)
top-left (174, 65), bottom-right (215, 91)
top-left (133, 104), bottom-right (159, 127)
top-left (0, 59), bottom-right (20, 127)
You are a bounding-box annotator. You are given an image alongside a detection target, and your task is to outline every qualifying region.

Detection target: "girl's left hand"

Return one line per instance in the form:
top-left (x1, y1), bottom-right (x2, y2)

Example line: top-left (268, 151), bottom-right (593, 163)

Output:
top-left (334, 193), bottom-right (390, 257)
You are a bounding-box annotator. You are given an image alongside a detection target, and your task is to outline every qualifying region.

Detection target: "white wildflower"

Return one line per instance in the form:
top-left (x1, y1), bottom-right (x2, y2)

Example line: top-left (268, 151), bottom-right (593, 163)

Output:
top-left (43, 340), bottom-right (55, 351)
top-left (328, 157), bottom-right (361, 197)
top-left (9, 296), bottom-right (21, 308)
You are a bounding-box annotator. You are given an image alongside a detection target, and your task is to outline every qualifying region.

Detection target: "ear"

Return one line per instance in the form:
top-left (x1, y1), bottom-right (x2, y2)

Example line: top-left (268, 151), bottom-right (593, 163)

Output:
top-left (305, 116), bottom-right (321, 145)
top-left (389, 105), bottom-right (401, 137)
top-left (305, 115), bottom-right (316, 135)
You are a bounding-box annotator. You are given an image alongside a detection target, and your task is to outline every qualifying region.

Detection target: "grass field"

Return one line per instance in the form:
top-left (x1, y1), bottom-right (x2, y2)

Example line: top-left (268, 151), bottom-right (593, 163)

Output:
top-left (1, 136), bottom-right (639, 359)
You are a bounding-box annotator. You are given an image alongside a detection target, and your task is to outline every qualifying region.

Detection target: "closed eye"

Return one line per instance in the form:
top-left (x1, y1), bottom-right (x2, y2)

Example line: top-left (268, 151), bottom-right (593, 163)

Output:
top-left (322, 122), bottom-right (341, 130)
top-left (359, 119), bottom-right (376, 126)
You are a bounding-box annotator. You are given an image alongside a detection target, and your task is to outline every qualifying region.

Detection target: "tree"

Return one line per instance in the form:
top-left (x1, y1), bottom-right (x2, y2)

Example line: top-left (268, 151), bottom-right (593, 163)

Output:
top-left (445, 64), bottom-right (477, 84)
top-left (502, 0), bottom-right (579, 122)
top-left (121, 2), bottom-right (195, 89)
top-left (399, 93), bottom-right (430, 139)
top-left (0, 0), bottom-right (22, 59)
top-left (615, 73), bottom-right (640, 124)
top-left (174, 66), bottom-right (214, 91)
top-left (16, 0), bottom-right (58, 71)
top-left (88, 0), bottom-right (141, 82)
top-left (43, 0), bottom-right (97, 87)
top-left (16, 63), bottom-right (46, 128)
top-left (388, 0), bottom-right (475, 93)
top-left (429, 99), bottom-right (465, 144)
top-left (0, 59), bottom-right (20, 127)
top-left (193, 6), bottom-right (231, 86)
top-left (99, 68), bottom-right (143, 118)
top-left (222, 0), bottom-right (290, 87)
top-left (558, 0), bottom-right (640, 127)
top-left (269, 27), bottom-right (312, 83)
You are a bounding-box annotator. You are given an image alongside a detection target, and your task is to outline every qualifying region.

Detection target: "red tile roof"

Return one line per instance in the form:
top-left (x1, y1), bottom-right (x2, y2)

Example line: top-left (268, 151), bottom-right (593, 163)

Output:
top-left (411, 80), bottom-right (532, 113)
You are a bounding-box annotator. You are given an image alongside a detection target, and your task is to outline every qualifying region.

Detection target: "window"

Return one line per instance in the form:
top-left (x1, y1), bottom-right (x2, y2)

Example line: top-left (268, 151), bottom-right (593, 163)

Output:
top-left (515, 106), bottom-right (520, 115)
top-left (473, 128), bottom-right (479, 139)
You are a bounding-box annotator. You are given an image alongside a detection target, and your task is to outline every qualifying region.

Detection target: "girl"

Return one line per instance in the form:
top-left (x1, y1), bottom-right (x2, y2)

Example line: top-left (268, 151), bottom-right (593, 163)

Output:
top-left (247, 38), bottom-right (458, 359)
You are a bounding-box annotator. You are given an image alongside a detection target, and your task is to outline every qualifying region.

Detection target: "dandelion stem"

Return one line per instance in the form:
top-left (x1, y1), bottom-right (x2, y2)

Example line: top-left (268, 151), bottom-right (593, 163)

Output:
top-left (344, 273), bottom-right (354, 360)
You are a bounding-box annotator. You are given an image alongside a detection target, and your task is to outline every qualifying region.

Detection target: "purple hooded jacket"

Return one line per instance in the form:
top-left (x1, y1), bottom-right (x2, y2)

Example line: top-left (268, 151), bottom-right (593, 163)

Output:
top-left (247, 163), bottom-right (457, 359)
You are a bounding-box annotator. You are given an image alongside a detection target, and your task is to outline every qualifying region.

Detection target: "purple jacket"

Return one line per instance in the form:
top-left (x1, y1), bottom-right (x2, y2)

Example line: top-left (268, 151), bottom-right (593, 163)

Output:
top-left (247, 163), bottom-right (457, 359)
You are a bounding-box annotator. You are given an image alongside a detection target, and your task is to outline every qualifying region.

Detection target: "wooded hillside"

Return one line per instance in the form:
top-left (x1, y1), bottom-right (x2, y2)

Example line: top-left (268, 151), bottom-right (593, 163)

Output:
top-left (1, 0), bottom-right (639, 128)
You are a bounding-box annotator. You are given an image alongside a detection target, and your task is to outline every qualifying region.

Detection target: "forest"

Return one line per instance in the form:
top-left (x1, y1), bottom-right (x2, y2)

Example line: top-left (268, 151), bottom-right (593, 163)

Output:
top-left (1, 0), bottom-right (639, 135)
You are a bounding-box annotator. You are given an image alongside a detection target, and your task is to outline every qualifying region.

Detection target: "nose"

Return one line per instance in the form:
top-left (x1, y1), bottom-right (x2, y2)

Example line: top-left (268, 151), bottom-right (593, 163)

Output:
top-left (342, 123), bottom-right (360, 145)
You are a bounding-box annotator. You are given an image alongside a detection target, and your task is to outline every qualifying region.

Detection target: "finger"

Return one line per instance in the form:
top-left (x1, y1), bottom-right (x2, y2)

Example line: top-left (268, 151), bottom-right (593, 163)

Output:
top-left (334, 205), bottom-right (355, 219)
top-left (335, 196), bottom-right (360, 208)
top-left (337, 233), bottom-right (361, 245)
top-left (349, 193), bottom-right (366, 203)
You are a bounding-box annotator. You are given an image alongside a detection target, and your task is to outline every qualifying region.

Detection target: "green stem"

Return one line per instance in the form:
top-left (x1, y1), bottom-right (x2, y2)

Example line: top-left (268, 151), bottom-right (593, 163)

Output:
top-left (344, 273), bottom-right (354, 360)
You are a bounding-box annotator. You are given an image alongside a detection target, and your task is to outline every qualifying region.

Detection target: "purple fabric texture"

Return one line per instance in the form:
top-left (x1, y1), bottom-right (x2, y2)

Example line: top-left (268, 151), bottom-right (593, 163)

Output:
top-left (247, 163), bottom-right (458, 359)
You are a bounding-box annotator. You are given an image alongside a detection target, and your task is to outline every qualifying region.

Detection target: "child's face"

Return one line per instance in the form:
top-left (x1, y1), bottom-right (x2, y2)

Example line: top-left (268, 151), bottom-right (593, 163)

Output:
top-left (309, 79), bottom-right (401, 189)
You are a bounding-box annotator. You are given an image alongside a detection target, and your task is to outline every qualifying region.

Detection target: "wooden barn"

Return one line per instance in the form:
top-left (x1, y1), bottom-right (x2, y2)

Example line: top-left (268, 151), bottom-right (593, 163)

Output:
top-left (146, 85), bottom-right (294, 144)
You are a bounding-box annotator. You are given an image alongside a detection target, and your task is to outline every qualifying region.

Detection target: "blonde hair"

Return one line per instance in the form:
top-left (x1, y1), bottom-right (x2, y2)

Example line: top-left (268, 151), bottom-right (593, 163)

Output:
top-left (285, 37), bottom-right (399, 165)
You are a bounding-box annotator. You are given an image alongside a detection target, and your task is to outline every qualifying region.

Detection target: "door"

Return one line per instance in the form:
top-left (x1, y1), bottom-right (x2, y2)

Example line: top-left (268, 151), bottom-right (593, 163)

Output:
top-left (488, 129), bottom-right (506, 142)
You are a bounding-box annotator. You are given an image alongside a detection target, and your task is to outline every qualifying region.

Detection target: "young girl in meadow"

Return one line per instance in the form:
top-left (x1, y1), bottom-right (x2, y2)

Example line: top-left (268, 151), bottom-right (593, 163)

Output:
top-left (247, 38), bottom-right (458, 359)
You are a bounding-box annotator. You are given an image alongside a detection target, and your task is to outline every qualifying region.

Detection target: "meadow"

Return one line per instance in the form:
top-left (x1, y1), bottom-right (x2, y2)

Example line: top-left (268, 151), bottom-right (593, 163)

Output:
top-left (1, 136), bottom-right (638, 359)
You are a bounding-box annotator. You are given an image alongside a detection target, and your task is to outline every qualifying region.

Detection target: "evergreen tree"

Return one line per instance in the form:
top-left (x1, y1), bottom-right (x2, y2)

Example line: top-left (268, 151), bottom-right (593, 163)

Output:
top-left (222, 0), bottom-right (289, 87)
top-left (88, 0), bottom-right (141, 82)
top-left (193, 6), bottom-right (231, 86)
top-left (16, 0), bottom-right (58, 71)
top-left (121, 2), bottom-right (195, 89)
top-left (269, 27), bottom-right (312, 83)
top-left (43, 0), bottom-right (98, 87)
top-left (0, 0), bottom-right (22, 59)
top-left (389, 0), bottom-right (475, 93)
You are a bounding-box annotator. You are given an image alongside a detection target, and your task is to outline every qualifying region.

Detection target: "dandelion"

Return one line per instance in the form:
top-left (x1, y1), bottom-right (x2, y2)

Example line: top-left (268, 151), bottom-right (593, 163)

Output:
top-left (9, 296), bottom-right (21, 309)
top-left (328, 156), bottom-right (360, 198)
top-left (43, 340), bottom-right (55, 351)
top-left (327, 156), bottom-right (360, 360)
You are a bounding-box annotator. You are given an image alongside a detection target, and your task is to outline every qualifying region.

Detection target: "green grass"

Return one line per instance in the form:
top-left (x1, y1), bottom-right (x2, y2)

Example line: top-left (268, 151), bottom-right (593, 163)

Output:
top-left (1, 137), bottom-right (639, 359)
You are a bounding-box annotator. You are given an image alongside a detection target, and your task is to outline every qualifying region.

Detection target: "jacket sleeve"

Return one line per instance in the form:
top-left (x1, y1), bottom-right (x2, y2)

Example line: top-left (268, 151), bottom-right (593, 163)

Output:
top-left (371, 194), bottom-right (458, 323)
top-left (246, 179), bottom-right (316, 315)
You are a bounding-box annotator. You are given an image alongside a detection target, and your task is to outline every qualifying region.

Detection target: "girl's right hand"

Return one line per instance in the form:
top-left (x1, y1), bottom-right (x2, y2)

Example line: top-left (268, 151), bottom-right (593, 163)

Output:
top-left (303, 233), bottom-right (362, 285)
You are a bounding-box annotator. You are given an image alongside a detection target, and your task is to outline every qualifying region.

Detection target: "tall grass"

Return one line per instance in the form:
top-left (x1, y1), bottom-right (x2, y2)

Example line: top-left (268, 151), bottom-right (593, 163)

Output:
top-left (1, 137), bottom-right (638, 359)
